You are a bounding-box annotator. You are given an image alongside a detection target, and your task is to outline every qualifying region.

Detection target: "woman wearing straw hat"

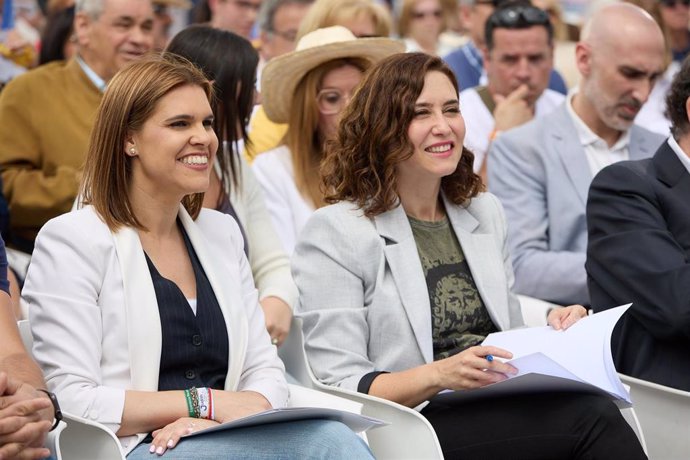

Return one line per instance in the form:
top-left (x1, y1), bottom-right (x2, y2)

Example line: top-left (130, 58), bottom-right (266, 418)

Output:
top-left (253, 26), bottom-right (403, 254)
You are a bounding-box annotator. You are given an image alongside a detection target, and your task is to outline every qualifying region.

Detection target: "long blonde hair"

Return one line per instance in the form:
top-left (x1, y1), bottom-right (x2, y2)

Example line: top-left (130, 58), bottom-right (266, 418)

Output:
top-left (284, 57), bottom-right (370, 208)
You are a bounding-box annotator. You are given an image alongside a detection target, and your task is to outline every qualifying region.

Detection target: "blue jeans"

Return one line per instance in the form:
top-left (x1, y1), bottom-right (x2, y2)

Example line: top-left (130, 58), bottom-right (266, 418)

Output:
top-left (126, 419), bottom-right (373, 459)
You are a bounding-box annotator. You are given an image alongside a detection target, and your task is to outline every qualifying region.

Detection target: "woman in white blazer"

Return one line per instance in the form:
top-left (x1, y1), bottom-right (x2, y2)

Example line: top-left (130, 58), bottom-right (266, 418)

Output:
top-left (23, 56), bottom-right (372, 459)
top-left (292, 52), bottom-right (646, 459)
top-left (165, 26), bottom-right (296, 347)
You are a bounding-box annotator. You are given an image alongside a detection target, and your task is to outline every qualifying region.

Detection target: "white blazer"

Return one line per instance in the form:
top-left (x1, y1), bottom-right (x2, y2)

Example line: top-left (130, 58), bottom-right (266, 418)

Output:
top-left (23, 205), bottom-right (288, 453)
top-left (292, 192), bottom-right (524, 393)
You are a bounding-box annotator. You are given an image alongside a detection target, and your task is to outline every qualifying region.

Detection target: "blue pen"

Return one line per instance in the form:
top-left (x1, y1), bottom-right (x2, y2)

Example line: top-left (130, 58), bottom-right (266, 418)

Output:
top-left (486, 354), bottom-right (494, 362)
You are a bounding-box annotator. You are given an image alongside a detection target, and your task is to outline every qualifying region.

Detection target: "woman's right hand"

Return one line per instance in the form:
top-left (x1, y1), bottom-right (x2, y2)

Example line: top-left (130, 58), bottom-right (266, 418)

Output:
top-left (211, 390), bottom-right (271, 424)
top-left (432, 345), bottom-right (518, 391)
top-left (149, 417), bottom-right (218, 456)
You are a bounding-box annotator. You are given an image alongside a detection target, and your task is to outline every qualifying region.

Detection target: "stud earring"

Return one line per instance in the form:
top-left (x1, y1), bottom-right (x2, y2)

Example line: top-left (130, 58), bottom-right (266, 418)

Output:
top-left (129, 147), bottom-right (136, 155)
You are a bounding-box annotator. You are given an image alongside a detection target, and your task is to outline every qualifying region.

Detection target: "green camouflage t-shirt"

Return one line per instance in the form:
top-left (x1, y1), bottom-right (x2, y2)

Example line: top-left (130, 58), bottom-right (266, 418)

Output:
top-left (408, 215), bottom-right (498, 361)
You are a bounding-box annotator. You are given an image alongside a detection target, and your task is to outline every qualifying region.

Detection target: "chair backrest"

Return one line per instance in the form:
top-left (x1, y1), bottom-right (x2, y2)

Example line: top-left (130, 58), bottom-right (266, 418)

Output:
top-left (17, 319), bottom-right (126, 460)
top-left (278, 317), bottom-right (317, 389)
top-left (619, 374), bottom-right (690, 459)
top-left (17, 319), bottom-right (32, 351)
top-left (517, 294), bottom-right (560, 327)
top-left (279, 317), bottom-right (444, 460)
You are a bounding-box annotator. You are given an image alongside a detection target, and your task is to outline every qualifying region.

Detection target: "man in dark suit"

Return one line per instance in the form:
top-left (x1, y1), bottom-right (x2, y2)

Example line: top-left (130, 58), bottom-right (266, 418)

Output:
top-left (586, 56), bottom-right (690, 391)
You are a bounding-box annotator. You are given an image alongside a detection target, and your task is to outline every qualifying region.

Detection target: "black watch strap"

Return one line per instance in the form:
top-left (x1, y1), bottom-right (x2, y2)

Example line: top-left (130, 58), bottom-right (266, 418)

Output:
top-left (37, 389), bottom-right (62, 431)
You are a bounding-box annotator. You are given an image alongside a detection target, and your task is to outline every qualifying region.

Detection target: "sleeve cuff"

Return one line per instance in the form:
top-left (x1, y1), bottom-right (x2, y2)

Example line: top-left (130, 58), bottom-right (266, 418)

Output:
top-left (357, 371), bottom-right (389, 394)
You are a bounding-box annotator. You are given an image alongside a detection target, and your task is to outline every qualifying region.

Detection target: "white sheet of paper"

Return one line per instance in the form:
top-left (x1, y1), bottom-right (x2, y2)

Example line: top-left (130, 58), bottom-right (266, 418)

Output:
top-left (183, 407), bottom-right (387, 438)
top-left (432, 373), bottom-right (624, 406)
top-left (481, 304), bottom-right (631, 403)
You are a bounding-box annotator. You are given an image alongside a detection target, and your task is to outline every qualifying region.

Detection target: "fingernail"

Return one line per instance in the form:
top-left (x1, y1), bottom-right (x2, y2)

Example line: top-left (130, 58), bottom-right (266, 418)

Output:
top-left (167, 439), bottom-right (174, 448)
top-left (149, 445), bottom-right (155, 453)
top-left (156, 446), bottom-right (164, 455)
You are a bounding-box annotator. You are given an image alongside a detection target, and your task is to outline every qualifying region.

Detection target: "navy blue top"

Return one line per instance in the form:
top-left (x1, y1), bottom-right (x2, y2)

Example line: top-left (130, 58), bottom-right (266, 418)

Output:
top-left (0, 235), bottom-right (10, 295)
top-left (146, 222), bottom-right (229, 391)
top-left (443, 42), bottom-right (568, 95)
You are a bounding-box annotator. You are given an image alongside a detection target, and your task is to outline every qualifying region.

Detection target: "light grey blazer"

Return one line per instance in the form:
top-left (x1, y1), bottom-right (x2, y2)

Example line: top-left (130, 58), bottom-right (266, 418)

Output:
top-left (292, 192), bottom-right (523, 392)
top-left (487, 103), bottom-right (664, 306)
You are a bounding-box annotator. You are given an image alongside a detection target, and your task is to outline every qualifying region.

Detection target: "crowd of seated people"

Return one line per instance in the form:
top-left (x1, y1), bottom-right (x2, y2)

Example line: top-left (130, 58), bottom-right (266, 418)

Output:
top-left (0, 0), bottom-right (689, 458)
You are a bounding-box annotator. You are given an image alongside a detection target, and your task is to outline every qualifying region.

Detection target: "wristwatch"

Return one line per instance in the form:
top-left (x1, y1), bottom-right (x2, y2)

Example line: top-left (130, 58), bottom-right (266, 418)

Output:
top-left (37, 389), bottom-right (63, 431)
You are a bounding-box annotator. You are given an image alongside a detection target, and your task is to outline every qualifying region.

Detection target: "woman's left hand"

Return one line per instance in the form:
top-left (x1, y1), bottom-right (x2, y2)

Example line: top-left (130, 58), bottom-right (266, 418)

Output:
top-left (547, 305), bottom-right (588, 331)
top-left (149, 417), bottom-right (218, 456)
top-left (260, 297), bottom-right (292, 347)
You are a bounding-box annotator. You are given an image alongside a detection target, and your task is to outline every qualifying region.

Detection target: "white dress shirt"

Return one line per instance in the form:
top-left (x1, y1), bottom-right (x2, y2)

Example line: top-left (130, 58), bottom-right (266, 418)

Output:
top-left (668, 136), bottom-right (690, 175)
top-left (565, 89), bottom-right (630, 177)
top-left (460, 87), bottom-right (564, 172)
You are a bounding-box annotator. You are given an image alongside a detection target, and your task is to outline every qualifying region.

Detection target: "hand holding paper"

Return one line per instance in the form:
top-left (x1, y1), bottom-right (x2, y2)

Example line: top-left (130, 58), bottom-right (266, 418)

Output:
top-left (434, 304), bottom-right (632, 406)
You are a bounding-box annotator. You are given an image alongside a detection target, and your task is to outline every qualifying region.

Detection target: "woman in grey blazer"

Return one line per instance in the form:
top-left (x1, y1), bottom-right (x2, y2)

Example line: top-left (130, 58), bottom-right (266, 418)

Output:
top-left (292, 52), bottom-right (646, 459)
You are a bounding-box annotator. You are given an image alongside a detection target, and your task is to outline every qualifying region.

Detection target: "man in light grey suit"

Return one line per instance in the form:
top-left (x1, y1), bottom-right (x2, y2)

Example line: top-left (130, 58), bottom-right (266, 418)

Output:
top-left (487, 3), bottom-right (666, 306)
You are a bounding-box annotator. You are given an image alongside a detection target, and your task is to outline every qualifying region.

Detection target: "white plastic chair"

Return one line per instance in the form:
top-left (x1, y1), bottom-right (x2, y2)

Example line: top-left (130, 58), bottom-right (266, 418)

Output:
top-left (19, 319), bottom-right (372, 459)
top-left (279, 317), bottom-right (444, 460)
top-left (619, 374), bottom-right (690, 459)
top-left (18, 320), bottom-right (126, 460)
top-left (517, 294), bottom-right (560, 327)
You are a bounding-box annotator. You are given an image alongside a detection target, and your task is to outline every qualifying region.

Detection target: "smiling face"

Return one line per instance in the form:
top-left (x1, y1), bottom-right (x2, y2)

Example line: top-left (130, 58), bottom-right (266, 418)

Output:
top-left (397, 70), bottom-right (465, 189)
top-left (316, 64), bottom-right (364, 140)
top-left (127, 84), bottom-right (218, 204)
top-left (75, 0), bottom-right (155, 81)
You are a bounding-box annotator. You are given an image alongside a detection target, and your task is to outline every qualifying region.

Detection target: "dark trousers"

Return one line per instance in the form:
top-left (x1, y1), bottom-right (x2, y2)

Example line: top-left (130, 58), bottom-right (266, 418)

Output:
top-left (421, 392), bottom-right (646, 460)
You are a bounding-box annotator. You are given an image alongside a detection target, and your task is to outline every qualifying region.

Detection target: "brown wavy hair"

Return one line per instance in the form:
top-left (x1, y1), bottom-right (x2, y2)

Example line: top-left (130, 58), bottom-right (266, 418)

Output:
top-left (322, 52), bottom-right (483, 217)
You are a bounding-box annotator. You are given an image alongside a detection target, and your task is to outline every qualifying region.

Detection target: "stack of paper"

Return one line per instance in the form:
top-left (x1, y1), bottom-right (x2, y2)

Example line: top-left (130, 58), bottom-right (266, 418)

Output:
top-left (434, 304), bottom-right (632, 407)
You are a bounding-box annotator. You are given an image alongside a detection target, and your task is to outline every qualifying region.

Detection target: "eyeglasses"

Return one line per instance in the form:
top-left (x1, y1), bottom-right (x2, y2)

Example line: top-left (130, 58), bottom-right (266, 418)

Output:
top-left (317, 89), bottom-right (353, 115)
top-left (412, 9), bottom-right (443, 20)
top-left (487, 5), bottom-right (550, 29)
top-left (659, 0), bottom-right (690, 6)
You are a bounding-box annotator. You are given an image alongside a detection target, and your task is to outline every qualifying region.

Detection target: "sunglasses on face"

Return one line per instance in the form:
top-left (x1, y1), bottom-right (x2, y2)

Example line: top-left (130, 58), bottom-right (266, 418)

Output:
top-left (659, 0), bottom-right (690, 6)
top-left (487, 5), bottom-right (550, 29)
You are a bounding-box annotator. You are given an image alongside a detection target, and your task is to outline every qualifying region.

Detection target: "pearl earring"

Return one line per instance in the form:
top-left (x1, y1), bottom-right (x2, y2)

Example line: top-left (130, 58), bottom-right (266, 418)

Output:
top-left (129, 147), bottom-right (136, 155)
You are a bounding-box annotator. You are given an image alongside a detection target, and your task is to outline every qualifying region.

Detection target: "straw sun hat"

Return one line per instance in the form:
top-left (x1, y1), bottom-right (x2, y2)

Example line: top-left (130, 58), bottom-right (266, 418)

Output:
top-left (261, 26), bottom-right (405, 124)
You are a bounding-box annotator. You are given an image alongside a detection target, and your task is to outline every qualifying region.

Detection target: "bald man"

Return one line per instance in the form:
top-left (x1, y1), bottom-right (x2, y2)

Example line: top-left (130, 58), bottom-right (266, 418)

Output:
top-left (487, 3), bottom-right (666, 306)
